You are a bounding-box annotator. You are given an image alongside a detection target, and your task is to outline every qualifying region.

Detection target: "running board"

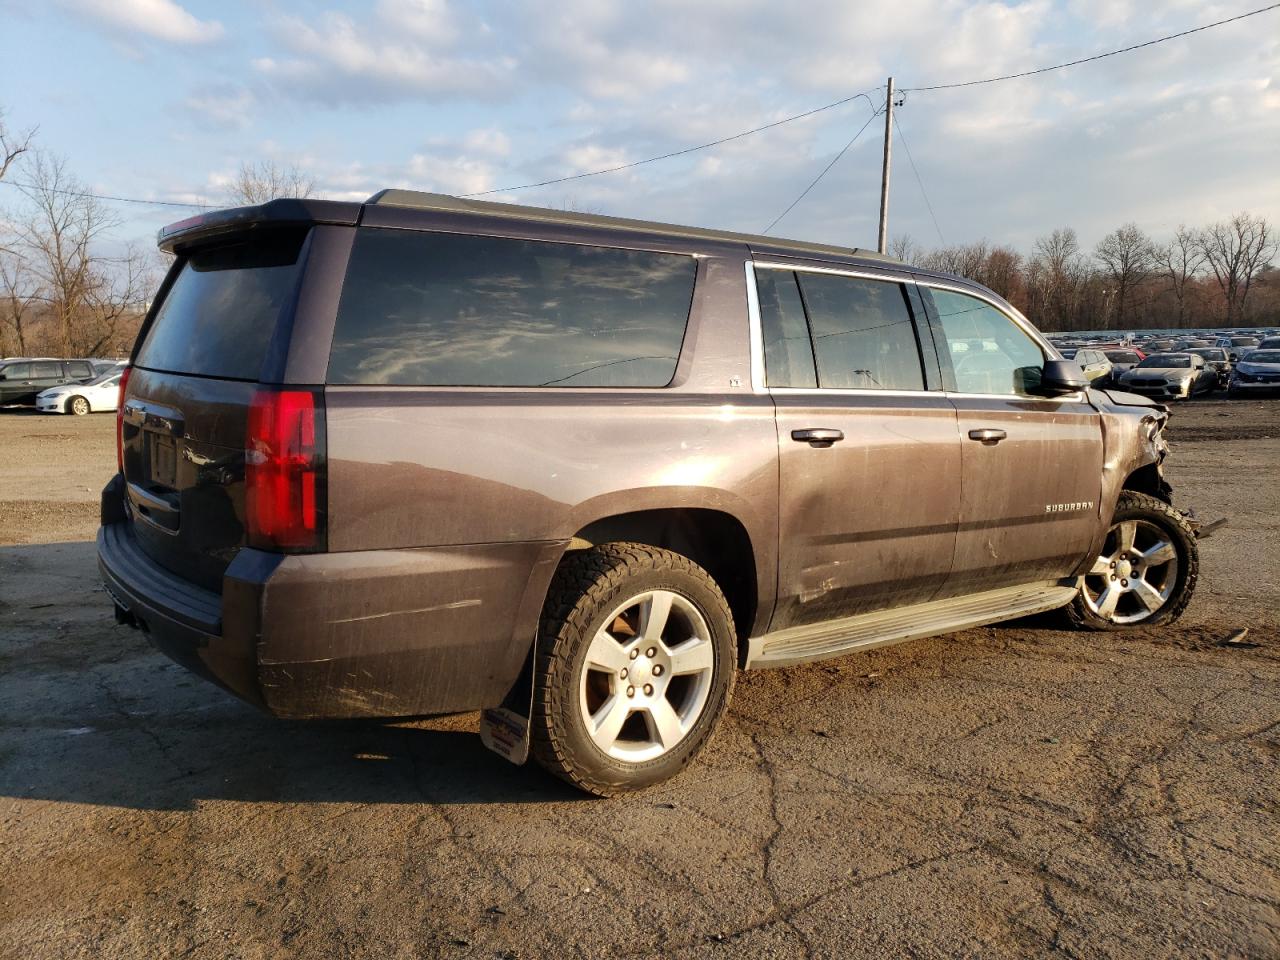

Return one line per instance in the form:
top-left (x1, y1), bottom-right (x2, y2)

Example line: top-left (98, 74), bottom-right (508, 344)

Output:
top-left (745, 580), bottom-right (1079, 669)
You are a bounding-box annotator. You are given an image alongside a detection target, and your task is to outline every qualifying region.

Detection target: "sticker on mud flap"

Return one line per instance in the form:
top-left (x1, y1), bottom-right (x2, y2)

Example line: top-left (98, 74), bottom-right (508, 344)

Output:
top-left (479, 707), bottom-right (531, 765)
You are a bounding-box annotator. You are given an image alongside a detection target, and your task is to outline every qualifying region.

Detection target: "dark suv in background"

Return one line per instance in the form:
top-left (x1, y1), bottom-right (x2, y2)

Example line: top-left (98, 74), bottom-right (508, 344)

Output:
top-left (0, 358), bottom-right (96, 406)
top-left (99, 192), bottom-right (1203, 795)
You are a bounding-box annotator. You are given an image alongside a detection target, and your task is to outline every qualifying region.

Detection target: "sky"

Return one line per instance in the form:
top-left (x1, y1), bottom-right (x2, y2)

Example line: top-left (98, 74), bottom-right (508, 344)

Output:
top-left (1, 0), bottom-right (1277, 257)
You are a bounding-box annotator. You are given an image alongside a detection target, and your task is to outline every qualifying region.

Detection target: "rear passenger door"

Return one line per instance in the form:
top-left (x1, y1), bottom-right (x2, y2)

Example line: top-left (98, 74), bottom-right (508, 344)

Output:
top-left (918, 283), bottom-right (1104, 597)
top-left (754, 263), bottom-right (961, 630)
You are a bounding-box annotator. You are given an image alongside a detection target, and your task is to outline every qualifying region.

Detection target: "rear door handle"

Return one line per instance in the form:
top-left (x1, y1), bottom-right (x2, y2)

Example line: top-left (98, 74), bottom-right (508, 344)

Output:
top-left (791, 428), bottom-right (844, 446)
top-left (968, 428), bottom-right (1007, 443)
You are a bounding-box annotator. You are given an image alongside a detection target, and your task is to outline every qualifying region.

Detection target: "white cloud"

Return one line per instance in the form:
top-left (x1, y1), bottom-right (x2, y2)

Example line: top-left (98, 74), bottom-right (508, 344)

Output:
top-left (255, 6), bottom-right (515, 104)
top-left (60, 0), bottom-right (223, 44)
top-left (181, 86), bottom-right (255, 131)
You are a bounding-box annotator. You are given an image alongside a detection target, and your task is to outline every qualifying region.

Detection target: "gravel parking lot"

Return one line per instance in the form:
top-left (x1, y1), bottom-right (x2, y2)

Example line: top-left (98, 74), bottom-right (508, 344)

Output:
top-left (1, 400), bottom-right (1277, 959)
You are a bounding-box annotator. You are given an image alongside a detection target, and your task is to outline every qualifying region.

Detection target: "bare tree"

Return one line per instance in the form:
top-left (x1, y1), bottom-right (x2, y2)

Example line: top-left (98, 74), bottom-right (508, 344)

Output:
top-left (0, 253), bottom-right (40, 354)
top-left (1094, 223), bottom-right (1154, 328)
top-left (1155, 225), bottom-right (1205, 328)
top-left (888, 234), bottom-right (917, 264)
top-left (228, 160), bottom-right (315, 205)
top-left (1197, 213), bottom-right (1277, 325)
top-left (1028, 228), bottom-right (1089, 330)
top-left (0, 108), bottom-right (35, 182)
top-left (9, 152), bottom-right (150, 356)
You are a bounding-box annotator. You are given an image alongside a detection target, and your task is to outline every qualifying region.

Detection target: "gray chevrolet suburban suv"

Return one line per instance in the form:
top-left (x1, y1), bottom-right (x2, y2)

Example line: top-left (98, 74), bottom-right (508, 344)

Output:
top-left (99, 192), bottom-right (1203, 795)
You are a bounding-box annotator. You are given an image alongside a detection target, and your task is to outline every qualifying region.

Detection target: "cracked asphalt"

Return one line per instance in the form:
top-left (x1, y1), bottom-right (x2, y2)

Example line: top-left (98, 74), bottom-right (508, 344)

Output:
top-left (1, 400), bottom-right (1278, 959)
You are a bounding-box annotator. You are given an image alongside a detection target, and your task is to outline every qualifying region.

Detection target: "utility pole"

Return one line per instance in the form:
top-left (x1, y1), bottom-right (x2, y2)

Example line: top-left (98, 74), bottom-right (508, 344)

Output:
top-left (877, 76), bottom-right (894, 255)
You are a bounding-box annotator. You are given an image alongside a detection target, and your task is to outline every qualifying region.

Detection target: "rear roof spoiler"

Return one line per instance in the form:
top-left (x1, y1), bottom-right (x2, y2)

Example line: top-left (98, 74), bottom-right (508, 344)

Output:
top-left (157, 198), bottom-right (361, 254)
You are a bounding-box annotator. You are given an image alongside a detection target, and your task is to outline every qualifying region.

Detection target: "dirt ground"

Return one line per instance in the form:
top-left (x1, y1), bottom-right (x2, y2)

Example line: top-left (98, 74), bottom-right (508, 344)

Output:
top-left (1, 399), bottom-right (1277, 959)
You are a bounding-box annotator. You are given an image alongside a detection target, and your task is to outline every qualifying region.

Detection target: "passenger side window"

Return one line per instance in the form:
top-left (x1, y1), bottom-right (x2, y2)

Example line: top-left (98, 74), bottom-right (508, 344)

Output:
top-left (795, 273), bottom-right (925, 391)
top-left (2, 363), bottom-right (31, 380)
top-left (926, 288), bottom-right (1045, 396)
top-left (755, 269), bottom-right (816, 388)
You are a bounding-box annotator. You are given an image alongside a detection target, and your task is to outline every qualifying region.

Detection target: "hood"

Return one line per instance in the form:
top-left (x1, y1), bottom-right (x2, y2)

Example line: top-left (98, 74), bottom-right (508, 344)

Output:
top-left (1122, 366), bottom-right (1193, 379)
top-left (36, 385), bottom-right (73, 398)
top-left (1093, 387), bottom-right (1168, 412)
top-left (1236, 361), bottom-right (1280, 375)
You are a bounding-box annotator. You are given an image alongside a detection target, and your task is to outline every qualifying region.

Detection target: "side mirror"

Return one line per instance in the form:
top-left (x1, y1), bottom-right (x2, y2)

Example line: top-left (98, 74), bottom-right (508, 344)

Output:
top-left (1039, 358), bottom-right (1089, 395)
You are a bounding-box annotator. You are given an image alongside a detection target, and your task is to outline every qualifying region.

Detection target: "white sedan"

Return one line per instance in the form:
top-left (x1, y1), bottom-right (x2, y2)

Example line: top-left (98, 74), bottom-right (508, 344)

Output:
top-left (36, 370), bottom-right (124, 415)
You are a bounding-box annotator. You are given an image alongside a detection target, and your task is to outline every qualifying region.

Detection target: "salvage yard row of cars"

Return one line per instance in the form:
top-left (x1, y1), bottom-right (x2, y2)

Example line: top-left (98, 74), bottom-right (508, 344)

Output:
top-left (1047, 332), bottom-right (1280, 400)
top-left (0, 357), bottom-right (127, 413)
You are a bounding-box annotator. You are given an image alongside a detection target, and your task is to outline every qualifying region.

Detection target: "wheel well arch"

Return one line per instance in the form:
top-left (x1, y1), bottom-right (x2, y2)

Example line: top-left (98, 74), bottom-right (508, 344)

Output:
top-left (567, 508), bottom-right (758, 660)
top-left (1120, 463), bottom-right (1172, 505)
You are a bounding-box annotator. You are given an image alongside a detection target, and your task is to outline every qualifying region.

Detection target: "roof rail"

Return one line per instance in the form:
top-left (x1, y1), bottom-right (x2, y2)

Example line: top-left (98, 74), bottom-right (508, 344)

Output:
top-left (364, 189), bottom-right (902, 265)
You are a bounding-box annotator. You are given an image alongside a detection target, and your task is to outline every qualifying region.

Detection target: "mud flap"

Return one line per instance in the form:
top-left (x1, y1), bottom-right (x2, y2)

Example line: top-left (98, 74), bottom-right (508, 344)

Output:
top-left (479, 635), bottom-right (536, 765)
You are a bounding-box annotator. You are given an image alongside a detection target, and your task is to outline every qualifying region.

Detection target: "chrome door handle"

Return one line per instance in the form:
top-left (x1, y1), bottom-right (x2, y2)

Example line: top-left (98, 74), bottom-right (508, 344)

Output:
top-left (792, 428), bottom-right (844, 447)
top-left (968, 428), bottom-right (1007, 443)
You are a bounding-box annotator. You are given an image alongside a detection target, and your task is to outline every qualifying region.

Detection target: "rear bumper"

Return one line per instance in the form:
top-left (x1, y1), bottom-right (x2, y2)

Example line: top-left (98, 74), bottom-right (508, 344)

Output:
top-left (98, 478), bottom-right (564, 719)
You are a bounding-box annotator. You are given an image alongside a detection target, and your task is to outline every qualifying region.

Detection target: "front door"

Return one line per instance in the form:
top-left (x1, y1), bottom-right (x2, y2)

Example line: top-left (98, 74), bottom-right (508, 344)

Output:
top-left (919, 284), bottom-right (1104, 597)
top-left (754, 264), bottom-right (962, 631)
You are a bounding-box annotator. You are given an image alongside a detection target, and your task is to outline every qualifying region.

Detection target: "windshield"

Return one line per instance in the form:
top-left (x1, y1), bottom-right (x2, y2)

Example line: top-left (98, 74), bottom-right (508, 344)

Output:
top-left (1138, 354), bottom-right (1191, 368)
top-left (85, 371), bottom-right (122, 387)
top-left (1106, 351), bottom-right (1140, 363)
top-left (1188, 349), bottom-right (1225, 361)
top-left (1244, 350), bottom-right (1280, 363)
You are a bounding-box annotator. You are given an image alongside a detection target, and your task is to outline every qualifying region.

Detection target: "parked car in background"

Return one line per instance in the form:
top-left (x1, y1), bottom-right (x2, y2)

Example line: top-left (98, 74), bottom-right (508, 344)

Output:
top-left (1228, 349), bottom-right (1280, 397)
top-left (1104, 349), bottom-right (1145, 378)
top-left (1256, 336), bottom-right (1280, 351)
top-left (1217, 336), bottom-right (1259, 361)
top-left (1073, 348), bottom-right (1114, 385)
top-left (1185, 348), bottom-right (1231, 387)
top-left (36, 369), bottom-right (125, 415)
top-left (0, 358), bottom-right (97, 406)
top-left (1117, 353), bottom-right (1217, 400)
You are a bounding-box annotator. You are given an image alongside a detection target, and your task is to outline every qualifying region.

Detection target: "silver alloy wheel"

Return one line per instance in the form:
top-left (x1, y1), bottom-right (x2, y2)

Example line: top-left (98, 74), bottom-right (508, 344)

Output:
top-left (70, 396), bottom-right (89, 415)
top-left (1081, 519), bottom-right (1179, 625)
top-left (578, 589), bottom-right (715, 763)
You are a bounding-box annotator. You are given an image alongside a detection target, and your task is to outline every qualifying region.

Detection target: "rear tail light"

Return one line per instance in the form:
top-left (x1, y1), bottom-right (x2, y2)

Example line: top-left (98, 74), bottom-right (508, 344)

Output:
top-left (245, 388), bottom-right (326, 551)
top-left (115, 366), bottom-right (132, 473)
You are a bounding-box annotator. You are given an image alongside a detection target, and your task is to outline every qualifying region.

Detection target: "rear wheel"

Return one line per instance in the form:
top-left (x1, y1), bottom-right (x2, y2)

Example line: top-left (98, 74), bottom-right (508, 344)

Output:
top-left (1067, 491), bottom-right (1197, 630)
top-left (69, 396), bottom-right (90, 416)
top-left (531, 543), bottom-right (736, 796)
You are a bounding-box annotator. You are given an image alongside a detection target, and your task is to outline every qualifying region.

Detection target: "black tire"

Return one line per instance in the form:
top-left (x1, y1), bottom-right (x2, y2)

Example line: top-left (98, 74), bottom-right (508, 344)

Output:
top-left (530, 542), bottom-right (736, 797)
top-left (1065, 491), bottom-right (1198, 631)
top-left (69, 396), bottom-right (90, 416)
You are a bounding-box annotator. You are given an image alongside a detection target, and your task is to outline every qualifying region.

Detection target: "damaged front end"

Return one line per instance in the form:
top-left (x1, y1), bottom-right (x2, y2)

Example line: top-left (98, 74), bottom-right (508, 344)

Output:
top-left (1091, 387), bottom-right (1225, 544)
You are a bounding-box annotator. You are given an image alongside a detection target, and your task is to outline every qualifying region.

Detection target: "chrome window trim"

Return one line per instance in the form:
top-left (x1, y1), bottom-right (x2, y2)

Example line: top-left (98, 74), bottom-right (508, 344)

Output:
top-left (746, 259), bottom-right (927, 395)
top-left (743, 261), bottom-right (768, 394)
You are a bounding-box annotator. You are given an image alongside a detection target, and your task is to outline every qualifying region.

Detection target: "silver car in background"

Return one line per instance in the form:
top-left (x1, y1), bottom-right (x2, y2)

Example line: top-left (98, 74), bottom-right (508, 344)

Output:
top-left (1228, 349), bottom-right (1280, 397)
top-left (1117, 352), bottom-right (1217, 400)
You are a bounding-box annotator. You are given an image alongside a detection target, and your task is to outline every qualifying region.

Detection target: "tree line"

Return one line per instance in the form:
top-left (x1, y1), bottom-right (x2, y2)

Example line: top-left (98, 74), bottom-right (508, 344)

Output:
top-left (892, 214), bottom-right (1277, 333)
top-left (2, 105), bottom-right (1276, 358)
top-left (0, 109), bottom-right (312, 359)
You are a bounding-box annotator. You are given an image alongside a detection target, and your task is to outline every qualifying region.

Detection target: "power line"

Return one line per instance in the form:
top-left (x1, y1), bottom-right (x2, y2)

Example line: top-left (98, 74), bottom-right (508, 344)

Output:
top-left (1, 4), bottom-right (1276, 212)
top-left (761, 102), bottom-right (883, 234)
top-left (462, 89), bottom-right (882, 198)
top-left (0, 177), bottom-right (209, 209)
top-left (893, 112), bottom-right (944, 245)
top-left (903, 3), bottom-right (1280, 92)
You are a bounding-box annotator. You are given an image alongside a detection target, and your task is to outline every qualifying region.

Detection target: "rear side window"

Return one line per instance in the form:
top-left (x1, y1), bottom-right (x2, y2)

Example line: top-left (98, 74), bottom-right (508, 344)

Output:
top-left (756, 269), bottom-right (817, 388)
top-left (135, 229), bottom-right (308, 380)
top-left (327, 229), bottom-right (697, 387)
top-left (32, 361), bottom-right (62, 378)
top-left (1, 363), bottom-right (31, 379)
top-left (796, 273), bottom-right (925, 391)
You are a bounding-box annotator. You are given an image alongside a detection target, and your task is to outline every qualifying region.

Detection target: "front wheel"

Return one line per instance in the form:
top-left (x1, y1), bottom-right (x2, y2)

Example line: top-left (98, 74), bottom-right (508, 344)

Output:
top-left (531, 543), bottom-right (736, 796)
top-left (69, 396), bottom-right (90, 416)
top-left (1066, 491), bottom-right (1198, 630)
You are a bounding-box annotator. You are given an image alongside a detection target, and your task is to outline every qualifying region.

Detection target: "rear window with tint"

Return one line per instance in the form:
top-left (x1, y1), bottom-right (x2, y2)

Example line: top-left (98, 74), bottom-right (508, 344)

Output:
top-left (134, 229), bottom-right (308, 380)
top-left (327, 229), bottom-right (697, 387)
